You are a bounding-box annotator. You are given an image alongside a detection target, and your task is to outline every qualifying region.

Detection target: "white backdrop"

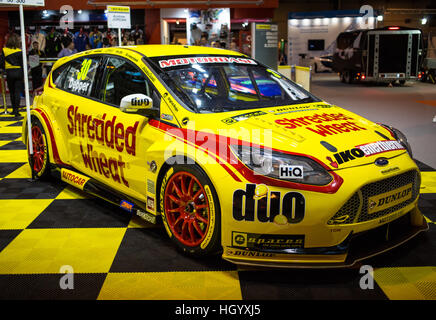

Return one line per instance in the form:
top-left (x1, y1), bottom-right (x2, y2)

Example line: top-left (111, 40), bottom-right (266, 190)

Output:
top-left (288, 17), bottom-right (376, 66)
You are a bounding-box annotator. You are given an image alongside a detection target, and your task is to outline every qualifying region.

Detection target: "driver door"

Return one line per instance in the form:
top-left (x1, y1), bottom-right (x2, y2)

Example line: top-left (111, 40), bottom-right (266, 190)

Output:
top-left (87, 55), bottom-right (161, 202)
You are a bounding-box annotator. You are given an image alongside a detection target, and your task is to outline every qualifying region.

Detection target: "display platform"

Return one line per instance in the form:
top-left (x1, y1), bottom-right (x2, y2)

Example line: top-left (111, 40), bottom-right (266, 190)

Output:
top-left (0, 110), bottom-right (435, 300)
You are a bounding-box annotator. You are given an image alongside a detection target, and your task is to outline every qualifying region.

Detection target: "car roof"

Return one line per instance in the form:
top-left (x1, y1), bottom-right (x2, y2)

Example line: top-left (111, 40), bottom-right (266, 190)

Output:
top-left (116, 45), bottom-right (245, 58)
top-left (52, 45), bottom-right (248, 71)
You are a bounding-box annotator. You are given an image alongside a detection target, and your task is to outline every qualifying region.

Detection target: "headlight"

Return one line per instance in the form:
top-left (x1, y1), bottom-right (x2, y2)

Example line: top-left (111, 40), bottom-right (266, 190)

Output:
top-left (230, 145), bottom-right (333, 186)
top-left (380, 124), bottom-right (413, 158)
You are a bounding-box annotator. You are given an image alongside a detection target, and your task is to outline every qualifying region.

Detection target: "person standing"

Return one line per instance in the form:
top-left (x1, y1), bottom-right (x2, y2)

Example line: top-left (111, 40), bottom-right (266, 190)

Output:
top-left (57, 40), bottom-right (77, 58)
top-left (28, 41), bottom-right (45, 92)
top-left (0, 34), bottom-right (24, 118)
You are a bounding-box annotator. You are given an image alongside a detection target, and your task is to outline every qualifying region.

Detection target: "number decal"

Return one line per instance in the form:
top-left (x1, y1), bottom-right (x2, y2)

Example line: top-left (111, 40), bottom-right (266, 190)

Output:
top-left (77, 59), bottom-right (92, 81)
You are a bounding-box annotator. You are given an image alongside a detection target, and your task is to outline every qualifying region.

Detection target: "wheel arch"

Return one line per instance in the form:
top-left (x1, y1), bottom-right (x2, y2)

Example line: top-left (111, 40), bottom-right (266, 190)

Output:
top-left (155, 155), bottom-right (219, 214)
top-left (22, 109), bottom-right (67, 167)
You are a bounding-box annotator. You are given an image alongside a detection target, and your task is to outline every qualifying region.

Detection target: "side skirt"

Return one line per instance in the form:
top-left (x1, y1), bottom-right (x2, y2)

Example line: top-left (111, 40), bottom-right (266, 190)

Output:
top-left (50, 165), bottom-right (159, 225)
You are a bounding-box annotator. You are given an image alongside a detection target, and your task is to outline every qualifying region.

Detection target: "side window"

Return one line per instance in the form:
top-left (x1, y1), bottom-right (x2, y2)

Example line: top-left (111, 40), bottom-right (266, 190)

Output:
top-left (224, 65), bottom-right (259, 102)
top-left (61, 57), bottom-right (101, 96)
top-left (100, 56), bottom-right (156, 107)
top-left (52, 65), bottom-right (69, 87)
top-left (252, 69), bottom-right (283, 99)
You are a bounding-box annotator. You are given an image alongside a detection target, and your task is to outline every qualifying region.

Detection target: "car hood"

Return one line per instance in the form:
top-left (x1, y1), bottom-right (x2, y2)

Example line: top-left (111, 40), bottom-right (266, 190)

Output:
top-left (184, 102), bottom-right (407, 170)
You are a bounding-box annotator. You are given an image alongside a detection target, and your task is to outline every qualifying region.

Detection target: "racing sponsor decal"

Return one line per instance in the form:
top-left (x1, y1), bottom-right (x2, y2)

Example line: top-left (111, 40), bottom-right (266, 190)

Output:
top-left (279, 165), bottom-right (304, 179)
top-left (368, 183), bottom-right (413, 214)
top-left (67, 58), bottom-right (94, 95)
top-left (120, 200), bottom-right (134, 212)
top-left (328, 148), bottom-right (366, 167)
top-left (147, 196), bottom-right (155, 211)
top-left (356, 140), bottom-right (405, 157)
top-left (222, 111), bottom-right (267, 125)
top-left (232, 184), bottom-right (305, 225)
top-left (67, 105), bottom-right (139, 187)
top-left (136, 209), bottom-right (157, 224)
top-left (380, 167), bottom-right (400, 175)
top-left (378, 211), bottom-right (404, 225)
top-left (232, 231), bottom-right (305, 250)
top-left (159, 56), bottom-right (257, 68)
top-left (131, 96), bottom-right (151, 107)
top-left (61, 168), bottom-right (90, 190)
top-left (200, 185), bottom-right (215, 250)
top-left (327, 140), bottom-right (405, 168)
top-left (275, 112), bottom-right (367, 137)
top-left (140, 66), bottom-right (157, 83)
top-left (226, 248), bottom-right (274, 258)
top-left (67, 78), bottom-right (90, 95)
top-left (161, 113), bottom-right (174, 121)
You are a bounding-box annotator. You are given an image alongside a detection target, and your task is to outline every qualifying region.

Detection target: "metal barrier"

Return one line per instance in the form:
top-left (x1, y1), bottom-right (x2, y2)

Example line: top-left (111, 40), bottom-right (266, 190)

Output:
top-left (40, 58), bottom-right (59, 64)
top-left (278, 65), bottom-right (312, 92)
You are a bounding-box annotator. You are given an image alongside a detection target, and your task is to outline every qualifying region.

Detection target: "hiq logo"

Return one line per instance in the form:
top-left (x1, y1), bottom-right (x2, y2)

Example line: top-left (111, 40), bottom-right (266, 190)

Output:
top-left (279, 165), bottom-right (304, 179)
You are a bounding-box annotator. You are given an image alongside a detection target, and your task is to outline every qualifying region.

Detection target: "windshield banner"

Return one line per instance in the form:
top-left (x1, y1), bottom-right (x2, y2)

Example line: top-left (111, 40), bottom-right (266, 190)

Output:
top-left (159, 56), bottom-right (257, 69)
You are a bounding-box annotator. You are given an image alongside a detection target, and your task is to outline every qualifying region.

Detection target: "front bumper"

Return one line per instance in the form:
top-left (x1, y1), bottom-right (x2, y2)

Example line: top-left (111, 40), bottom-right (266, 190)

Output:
top-left (222, 207), bottom-right (428, 268)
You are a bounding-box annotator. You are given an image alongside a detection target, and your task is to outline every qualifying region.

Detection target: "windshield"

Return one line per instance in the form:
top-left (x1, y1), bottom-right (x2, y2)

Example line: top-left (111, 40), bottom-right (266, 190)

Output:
top-left (148, 55), bottom-right (319, 113)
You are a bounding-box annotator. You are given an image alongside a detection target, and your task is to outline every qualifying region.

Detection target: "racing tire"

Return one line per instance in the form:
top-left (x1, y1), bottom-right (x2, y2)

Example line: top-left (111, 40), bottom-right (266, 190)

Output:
top-left (160, 164), bottom-right (221, 257)
top-left (314, 63), bottom-right (318, 73)
top-left (399, 80), bottom-right (406, 85)
top-left (28, 118), bottom-right (50, 180)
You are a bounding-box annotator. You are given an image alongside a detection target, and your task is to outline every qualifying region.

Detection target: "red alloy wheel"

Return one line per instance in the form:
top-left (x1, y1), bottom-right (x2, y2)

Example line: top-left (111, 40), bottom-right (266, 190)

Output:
top-left (164, 172), bottom-right (210, 247)
top-left (31, 125), bottom-right (46, 173)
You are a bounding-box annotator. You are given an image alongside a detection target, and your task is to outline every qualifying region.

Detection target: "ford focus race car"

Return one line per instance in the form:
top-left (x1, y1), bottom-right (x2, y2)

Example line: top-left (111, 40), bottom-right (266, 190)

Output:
top-left (23, 45), bottom-right (428, 268)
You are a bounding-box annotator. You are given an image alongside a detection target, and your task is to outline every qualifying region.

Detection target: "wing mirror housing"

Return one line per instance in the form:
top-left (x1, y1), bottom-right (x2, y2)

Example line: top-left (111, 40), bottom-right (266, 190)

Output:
top-left (120, 94), bottom-right (158, 117)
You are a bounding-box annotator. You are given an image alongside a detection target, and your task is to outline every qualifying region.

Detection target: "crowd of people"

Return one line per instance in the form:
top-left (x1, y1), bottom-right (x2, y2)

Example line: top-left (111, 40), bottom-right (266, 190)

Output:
top-left (0, 26), bottom-right (146, 118)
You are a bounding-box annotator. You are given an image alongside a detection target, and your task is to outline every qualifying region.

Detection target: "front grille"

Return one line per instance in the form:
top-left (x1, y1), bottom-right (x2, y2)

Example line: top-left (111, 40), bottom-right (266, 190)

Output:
top-left (328, 193), bottom-right (360, 225)
top-left (329, 170), bottom-right (420, 225)
top-left (357, 170), bottom-right (420, 222)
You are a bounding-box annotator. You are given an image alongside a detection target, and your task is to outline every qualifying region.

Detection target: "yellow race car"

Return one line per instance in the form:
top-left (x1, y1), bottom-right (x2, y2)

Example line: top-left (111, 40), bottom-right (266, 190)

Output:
top-left (23, 45), bottom-right (428, 268)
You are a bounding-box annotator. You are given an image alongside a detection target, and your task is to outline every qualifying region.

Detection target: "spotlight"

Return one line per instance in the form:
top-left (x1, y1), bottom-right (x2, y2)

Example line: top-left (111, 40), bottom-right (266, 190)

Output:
top-left (421, 18), bottom-right (428, 25)
top-left (78, 10), bottom-right (82, 14)
top-left (377, 15), bottom-right (383, 21)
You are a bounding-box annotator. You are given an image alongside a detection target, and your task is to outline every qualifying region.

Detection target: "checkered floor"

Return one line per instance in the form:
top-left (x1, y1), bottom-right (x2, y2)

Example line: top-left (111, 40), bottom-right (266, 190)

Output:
top-left (0, 110), bottom-right (436, 300)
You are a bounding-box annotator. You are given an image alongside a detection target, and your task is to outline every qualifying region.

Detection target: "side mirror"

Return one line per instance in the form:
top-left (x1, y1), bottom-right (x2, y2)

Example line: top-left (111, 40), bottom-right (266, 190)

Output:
top-left (120, 94), bottom-right (154, 114)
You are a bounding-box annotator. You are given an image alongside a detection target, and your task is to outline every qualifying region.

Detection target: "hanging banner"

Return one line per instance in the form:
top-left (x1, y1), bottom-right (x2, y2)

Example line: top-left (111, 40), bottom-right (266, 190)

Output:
top-left (251, 23), bottom-right (278, 71)
top-left (0, 0), bottom-right (44, 5)
top-left (107, 5), bottom-right (131, 29)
